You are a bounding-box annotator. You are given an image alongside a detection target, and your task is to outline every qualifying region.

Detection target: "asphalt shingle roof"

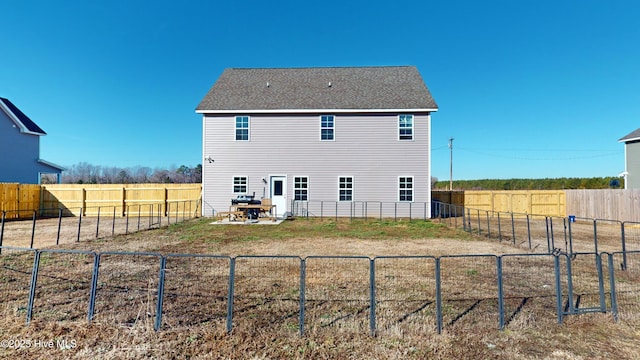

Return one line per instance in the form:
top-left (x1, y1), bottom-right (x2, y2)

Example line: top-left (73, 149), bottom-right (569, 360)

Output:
top-left (196, 66), bottom-right (438, 112)
top-left (620, 128), bottom-right (640, 142)
top-left (0, 97), bottom-right (46, 135)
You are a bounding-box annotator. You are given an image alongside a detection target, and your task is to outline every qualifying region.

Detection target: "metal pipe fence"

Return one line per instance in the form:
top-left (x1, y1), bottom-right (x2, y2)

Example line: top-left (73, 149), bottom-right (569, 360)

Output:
top-left (4, 248), bottom-right (639, 335)
top-left (0, 199), bottom-right (201, 250)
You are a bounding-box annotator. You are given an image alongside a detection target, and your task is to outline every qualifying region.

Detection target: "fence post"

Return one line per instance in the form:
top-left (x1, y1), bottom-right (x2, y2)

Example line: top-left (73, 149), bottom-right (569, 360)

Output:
top-left (112, 207), bottom-right (116, 237)
top-left (226, 257), bottom-right (236, 333)
top-left (526, 214), bottom-right (532, 250)
top-left (565, 256), bottom-right (575, 314)
top-left (435, 257), bottom-right (443, 334)
top-left (593, 219), bottom-right (599, 254)
top-left (299, 258), bottom-right (306, 336)
top-left (511, 213), bottom-right (516, 246)
top-left (497, 212), bottom-right (502, 242)
top-left (77, 208), bottom-right (83, 242)
top-left (88, 253), bottom-right (101, 322)
top-left (607, 253), bottom-right (618, 321)
top-left (0, 210), bottom-right (5, 253)
top-left (486, 211), bottom-right (491, 239)
top-left (26, 250), bottom-right (42, 324)
top-left (30, 210), bottom-right (37, 249)
top-left (56, 208), bottom-right (62, 246)
top-left (497, 256), bottom-right (505, 330)
top-left (154, 256), bottom-right (167, 331)
top-left (96, 207), bottom-right (101, 239)
top-left (369, 258), bottom-right (376, 336)
top-left (554, 255), bottom-right (563, 324)
top-left (621, 222), bottom-right (627, 270)
top-left (596, 253), bottom-right (606, 313)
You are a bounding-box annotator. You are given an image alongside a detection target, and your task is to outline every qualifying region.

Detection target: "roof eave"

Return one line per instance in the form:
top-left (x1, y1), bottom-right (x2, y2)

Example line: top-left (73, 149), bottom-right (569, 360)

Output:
top-left (0, 100), bottom-right (46, 136)
top-left (38, 159), bottom-right (65, 171)
top-left (196, 108), bottom-right (438, 114)
top-left (619, 137), bottom-right (640, 143)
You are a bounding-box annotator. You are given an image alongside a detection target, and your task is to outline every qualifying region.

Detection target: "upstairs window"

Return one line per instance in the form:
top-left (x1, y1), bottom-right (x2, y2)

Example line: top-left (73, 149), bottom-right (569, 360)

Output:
top-left (399, 115), bottom-right (413, 140)
top-left (294, 177), bottom-right (309, 201)
top-left (235, 116), bottom-right (249, 141)
top-left (321, 115), bottom-right (334, 140)
top-left (399, 176), bottom-right (413, 202)
top-left (233, 176), bottom-right (247, 193)
top-left (339, 176), bottom-right (353, 201)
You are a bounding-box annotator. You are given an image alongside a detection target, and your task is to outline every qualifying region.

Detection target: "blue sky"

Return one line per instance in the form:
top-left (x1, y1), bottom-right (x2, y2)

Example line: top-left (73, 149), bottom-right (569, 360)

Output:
top-left (1, 0), bottom-right (638, 180)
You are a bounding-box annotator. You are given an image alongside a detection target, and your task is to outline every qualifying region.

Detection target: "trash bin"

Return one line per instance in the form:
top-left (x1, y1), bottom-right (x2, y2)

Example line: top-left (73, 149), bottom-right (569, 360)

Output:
top-left (568, 215), bottom-right (576, 223)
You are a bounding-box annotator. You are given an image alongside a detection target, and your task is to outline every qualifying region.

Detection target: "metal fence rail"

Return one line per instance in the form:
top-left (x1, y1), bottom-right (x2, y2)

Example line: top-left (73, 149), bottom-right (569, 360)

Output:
top-left (4, 248), bottom-right (639, 335)
top-left (0, 199), bottom-right (201, 250)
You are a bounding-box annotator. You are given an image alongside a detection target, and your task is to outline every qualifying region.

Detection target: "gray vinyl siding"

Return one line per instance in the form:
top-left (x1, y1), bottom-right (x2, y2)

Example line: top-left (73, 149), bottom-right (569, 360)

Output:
top-left (202, 113), bottom-right (431, 217)
top-left (0, 109), bottom-right (45, 183)
top-left (626, 141), bottom-right (640, 189)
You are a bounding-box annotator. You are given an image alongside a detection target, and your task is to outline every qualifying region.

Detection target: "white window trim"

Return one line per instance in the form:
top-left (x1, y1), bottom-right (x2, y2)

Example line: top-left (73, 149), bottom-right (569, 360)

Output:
top-left (398, 114), bottom-right (414, 141)
top-left (338, 176), bottom-right (354, 202)
top-left (398, 176), bottom-right (414, 202)
top-left (235, 115), bottom-right (250, 141)
top-left (320, 115), bottom-right (335, 141)
top-left (232, 175), bottom-right (249, 194)
top-left (294, 176), bottom-right (310, 201)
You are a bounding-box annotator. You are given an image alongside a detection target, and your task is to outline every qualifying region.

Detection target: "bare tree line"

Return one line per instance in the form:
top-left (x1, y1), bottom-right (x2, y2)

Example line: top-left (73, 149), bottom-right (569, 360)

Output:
top-left (42, 162), bottom-right (202, 184)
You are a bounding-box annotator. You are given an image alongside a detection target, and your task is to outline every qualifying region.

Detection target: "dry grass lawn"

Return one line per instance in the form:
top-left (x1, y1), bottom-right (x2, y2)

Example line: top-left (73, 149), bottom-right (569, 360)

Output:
top-left (0, 217), bottom-right (639, 359)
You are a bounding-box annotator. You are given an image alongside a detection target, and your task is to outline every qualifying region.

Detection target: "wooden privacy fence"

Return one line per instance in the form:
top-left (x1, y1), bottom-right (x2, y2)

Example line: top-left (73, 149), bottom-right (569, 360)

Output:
top-left (0, 184), bottom-right (41, 218)
top-left (0, 183), bottom-right (201, 218)
top-left (432, 190), bottom-right (566, 218)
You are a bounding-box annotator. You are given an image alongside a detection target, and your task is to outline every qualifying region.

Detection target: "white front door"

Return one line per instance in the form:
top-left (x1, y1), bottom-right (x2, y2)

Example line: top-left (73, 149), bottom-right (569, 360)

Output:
top-left (270, 176), bottom-right (287, 218)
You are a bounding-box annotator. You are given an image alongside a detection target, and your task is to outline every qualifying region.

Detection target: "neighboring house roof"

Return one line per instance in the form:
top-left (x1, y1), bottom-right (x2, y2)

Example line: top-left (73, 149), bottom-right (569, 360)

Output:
top-left (196, 66), bottom-right (438, 113)
top-left (619, 128), bottom-right (640, 143)
top-left (38, 159), bottom-right (65, 172)
top-left (0, 97), bottom-right (47, 135)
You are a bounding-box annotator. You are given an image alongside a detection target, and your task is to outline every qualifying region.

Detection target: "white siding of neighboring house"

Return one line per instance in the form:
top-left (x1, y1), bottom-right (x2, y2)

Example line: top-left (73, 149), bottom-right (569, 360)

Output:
top-left (626, 141), bottom-right (640, 189)
top-left (201, 112), bottom-right (431, 218)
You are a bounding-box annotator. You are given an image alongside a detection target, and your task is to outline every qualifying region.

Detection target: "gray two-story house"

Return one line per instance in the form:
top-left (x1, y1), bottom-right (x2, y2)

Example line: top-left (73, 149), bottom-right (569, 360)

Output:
top-left (619, 128), bottom-right (640, 189)
top-left (0, 97), bottom-right (64, 184)
top-left (196, 66), bottom-right (438, 218)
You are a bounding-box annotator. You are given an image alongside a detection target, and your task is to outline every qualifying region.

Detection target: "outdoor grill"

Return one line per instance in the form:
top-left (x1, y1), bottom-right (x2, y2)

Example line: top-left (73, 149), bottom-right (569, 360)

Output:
top-left (231, 193), bottom-right (261, 219)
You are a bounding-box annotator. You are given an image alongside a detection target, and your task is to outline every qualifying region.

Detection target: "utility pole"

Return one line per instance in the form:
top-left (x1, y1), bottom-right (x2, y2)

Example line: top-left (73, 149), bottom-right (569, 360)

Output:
top-left (448, 137), bottom-right (454, 191)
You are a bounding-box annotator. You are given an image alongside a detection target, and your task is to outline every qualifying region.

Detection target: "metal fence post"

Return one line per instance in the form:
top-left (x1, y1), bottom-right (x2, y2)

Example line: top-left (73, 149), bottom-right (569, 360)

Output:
top-left (112, 207), bottom-right (116, 237)
top-left (593, 219), bottom-right (599, 254)
top-left (435, 257), bottom-right (442, 334)
top-left (607, 253), bottom-right (618, 321)
top-left (554, 255), bottom-right (563, 324)
top-left (486, 211), bottom-right (491, 239)
top-left (497, 256), bottom-right (505, 330)
top-left (565, 255), bottom-right (575, 314)
top-left (596, 253), bottom-right (606, 313)
top-left (0, 210), bottom-right (5, 253)
top-left (497, 212), bottom-right (502, 242)
top-left (26, 250), bottom-right (42, 324)
top-left (369, 258), bottom-right (376, 336)
top-left (154, 256), bottom-right (167, 331)
top-left (76, 208), bottom-right (84, 242)
top-left (511, 213), bottom-right (516, 246)
top-left (96, 207), bottom-right (101, 239)
top-left (88, 253), bottom-right (101, 322)
top-left (621, 222), bottom-right (627, 270)
top-left (56, 208), bottom-right (62, 246)
top-left (226, 257), bottom-right (236, 333)
top-left (299, 258), bottom-right (306, 336)
top-left (526, 214), bottom-right (532, 249)
top-left (30, 210), bottom-right (37, 249)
